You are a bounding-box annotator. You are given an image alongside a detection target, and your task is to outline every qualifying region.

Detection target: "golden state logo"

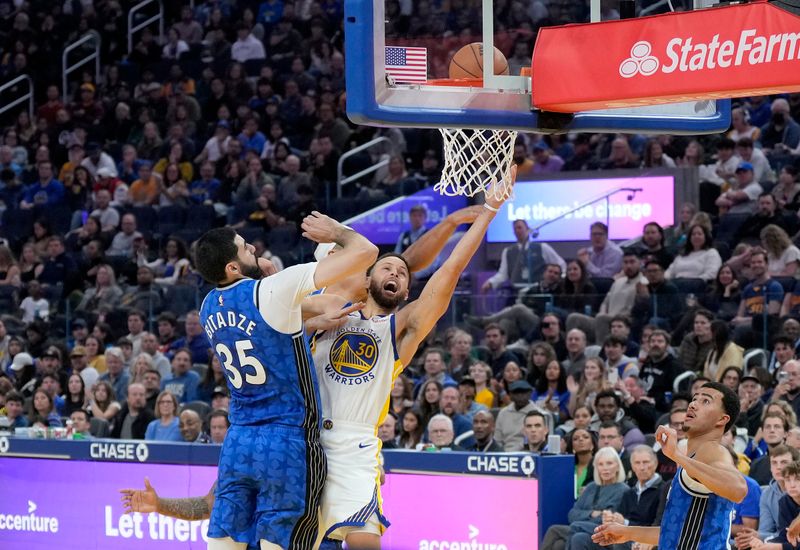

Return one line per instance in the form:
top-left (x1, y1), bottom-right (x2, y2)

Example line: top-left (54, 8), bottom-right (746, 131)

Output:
top-left (326, 331), bottom-right (379, 385)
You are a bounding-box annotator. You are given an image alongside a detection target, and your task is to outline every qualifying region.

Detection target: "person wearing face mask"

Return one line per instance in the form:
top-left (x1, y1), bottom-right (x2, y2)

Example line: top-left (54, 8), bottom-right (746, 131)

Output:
top-left (760, 98), bottom-right (800, 160)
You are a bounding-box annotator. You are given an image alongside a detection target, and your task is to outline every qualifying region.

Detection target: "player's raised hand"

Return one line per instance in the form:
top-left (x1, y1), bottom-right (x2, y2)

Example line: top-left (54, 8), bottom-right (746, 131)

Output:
top-left (446, 205), bottom-right (485, 226)
top-left (592, 523), bottom-right (630, 545)
top-left (301, 211), bottom-right (346, 243)
top-left (120, 477), bottom-right (158, 514)
top-left (306, 302), bottom-right (365, 332)
top-left (484, 164), bottom-right (517, 212)
top-left (655, 425), bottom-right (681, 461)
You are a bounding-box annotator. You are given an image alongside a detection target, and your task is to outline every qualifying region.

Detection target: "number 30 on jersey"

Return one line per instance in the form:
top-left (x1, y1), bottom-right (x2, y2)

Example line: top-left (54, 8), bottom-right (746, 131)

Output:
top-left (215, 340), bottom-right (267, 388)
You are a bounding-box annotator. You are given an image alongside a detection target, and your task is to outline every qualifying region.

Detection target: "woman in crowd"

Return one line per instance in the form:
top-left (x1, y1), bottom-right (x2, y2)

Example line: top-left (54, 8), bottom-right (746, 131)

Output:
top-left (398, 408), bottom-right (425, 450)
top-left (446, 329), bottom-right (474, 382)
top-left (665, 202), bottom-right (697, 248)
top-left (0, 244), bottom-right (21, 287)
top-left (130, 353), bottom-right (155, 385)
top-left (63, 373), bottom-right (88, 416)
top-left (88, 380), bottom-right (121, 425)
top-left (76, 264), bottom-right (123, 314)
top-left (540, 447), bottom-right (627, 550)
top-left (65, 215), bottom-right (103, 253)
top-left (664, 223), bottom-right (722, 282)
top-left (67, 165), bottom-right (93, 212)
top-left (556, 404), bottom-right (595, 441)
top-left (701, 264), bottom-right (742, 321)
top-left (84, 335), bottom-right (106, 374)
top-left (727, 106), bottom-right (761, 142)
top-left (532, 359), bottom-right (570, 423)
top-left (28, 218), bottom-right (53, 259)
top-left (136, 121), bottom-right (163, 161)
top-left (567, 357), bottom-right (611, 416)
top-left (703, 320), bottom-right (744, 380)
top-left (468, 362), bottom-right (496, 409)
top-left (28, 388), bottom-right (62, 428)
top-left (569, 427), bottom-right (600, 497)
top-left (159, 162), bottom-right (191, 207)
top-left (197, 354), bottom-right (226, 404)
top-left (556, 258), bottom-right (597, 314)
top-left (417, 379), bottom-right (442, 429)
top-left (526, 341), bottom-right (557, 387)
top-left (771, 166), bottom-right (800, 210)
top-left (496, 360), bottom-right (526, 407)
top-left (641, 138), bottom-right (676, 168)
top-left (761, 224), bottom-right (800, 277)
top-left (142, 236), bottom-right (191, 286)
top-left (145, 391), bottom-right (182, 442)
top-left (389, 375), bottom-right (415, 417)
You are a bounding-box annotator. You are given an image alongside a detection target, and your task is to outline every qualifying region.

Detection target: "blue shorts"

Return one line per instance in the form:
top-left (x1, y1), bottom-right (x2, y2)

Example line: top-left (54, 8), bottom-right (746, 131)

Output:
top-left (208, 424), bottom-right (326, 549)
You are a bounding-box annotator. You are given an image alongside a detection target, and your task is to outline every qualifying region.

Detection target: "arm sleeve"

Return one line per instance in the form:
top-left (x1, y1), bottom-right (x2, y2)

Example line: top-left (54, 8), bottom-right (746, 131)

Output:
top-left (568, 485), bottom-right (595, 522)
top-left (701, 250), bottom-right (723, 282)
top-left (486, 247), bottom-right (510, 288)
top-left (759, 488), bottom-right (778, 539)
top-left (256, 263), bottom-right (319, 333)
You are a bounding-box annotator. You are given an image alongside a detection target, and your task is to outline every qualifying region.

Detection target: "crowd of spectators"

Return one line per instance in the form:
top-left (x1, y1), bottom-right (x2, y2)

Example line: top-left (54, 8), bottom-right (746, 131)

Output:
top-left (2, 0), bottom-right (800, 546)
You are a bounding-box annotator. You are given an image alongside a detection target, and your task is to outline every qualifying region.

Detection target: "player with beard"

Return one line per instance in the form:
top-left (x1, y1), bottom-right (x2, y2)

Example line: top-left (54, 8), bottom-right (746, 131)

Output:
top-left (309, 169), bottom-right (517, 550)
top-left (592, 381), bottom-right (747, 550)
top-left (195, 216), bottom-right (377, 550)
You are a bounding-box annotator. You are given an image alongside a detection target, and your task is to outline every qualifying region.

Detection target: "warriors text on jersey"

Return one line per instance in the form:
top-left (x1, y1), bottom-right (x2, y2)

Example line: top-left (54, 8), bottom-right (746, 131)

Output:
top-left (658, 466), bottom-right (735, 550)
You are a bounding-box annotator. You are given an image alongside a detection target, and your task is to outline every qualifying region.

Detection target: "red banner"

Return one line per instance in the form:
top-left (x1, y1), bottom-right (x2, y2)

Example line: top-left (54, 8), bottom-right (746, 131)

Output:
top-left (531, 0), bottom-right (800, 112)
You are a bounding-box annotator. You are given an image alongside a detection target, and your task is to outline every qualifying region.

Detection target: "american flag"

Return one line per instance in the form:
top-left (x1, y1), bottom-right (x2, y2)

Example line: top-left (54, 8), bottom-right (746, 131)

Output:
top-left (385, 46), bottom-right (428, 83)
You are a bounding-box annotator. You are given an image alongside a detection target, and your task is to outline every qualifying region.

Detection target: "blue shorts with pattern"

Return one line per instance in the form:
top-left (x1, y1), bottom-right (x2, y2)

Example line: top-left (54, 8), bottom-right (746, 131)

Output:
top-left (208, 424), bottom-right (326, 549)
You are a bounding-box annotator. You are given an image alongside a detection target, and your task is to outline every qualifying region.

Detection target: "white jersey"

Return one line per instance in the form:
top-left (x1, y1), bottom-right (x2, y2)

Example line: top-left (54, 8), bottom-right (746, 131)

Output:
top-left (312, 311), bottom-right (403, 426)
top-left (311, 311), bottom-right (402, 541)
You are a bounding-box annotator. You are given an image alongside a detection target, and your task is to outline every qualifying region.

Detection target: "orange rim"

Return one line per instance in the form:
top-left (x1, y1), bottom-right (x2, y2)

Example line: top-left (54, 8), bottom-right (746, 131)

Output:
top-left (425, 78), bottom-right (485, 87)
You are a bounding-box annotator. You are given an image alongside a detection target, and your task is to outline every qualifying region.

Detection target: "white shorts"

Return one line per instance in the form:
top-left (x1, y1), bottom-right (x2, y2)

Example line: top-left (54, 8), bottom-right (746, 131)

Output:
top-left (318, 419), bottom-right (390, 541)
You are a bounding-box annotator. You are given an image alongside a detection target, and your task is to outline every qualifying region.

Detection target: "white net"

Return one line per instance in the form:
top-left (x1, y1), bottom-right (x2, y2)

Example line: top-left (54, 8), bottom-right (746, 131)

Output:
top-left (434, 128), bottom-right (518, 201)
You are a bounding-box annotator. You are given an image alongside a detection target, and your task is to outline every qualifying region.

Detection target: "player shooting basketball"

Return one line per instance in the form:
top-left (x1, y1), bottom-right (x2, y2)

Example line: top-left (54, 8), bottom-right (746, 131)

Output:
top-left (309, 167), bottom-right (517, 550)
top-left (592, 381), bottom-right (747, 549)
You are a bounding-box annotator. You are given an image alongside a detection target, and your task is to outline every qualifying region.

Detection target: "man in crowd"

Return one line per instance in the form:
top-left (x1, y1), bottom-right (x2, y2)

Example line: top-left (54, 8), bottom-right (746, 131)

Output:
top-left (111, 383), bottom-right (155, 440)
top-left (772, 360), bottom-right (800, 419)
top-left (412, 348), bottom-right (456, 398)
top-left (438, 386), bottom-right (474, 447)
top-left (749, 413), bottom-right (789, 485)
top-left (107, 213), bottom-right (142, 258)
top-left (167, 311), bottom-right (210, 364)
top-left (99, 348), bottom-right (129, 400)
top-left (716, 162), bottom-right (764, 215)
top-left (481, 219), bottom-right (565, 291)
top-left (126, 310), bottom-right (146, 356)
top-left (179, 409), bottom-right (210, 443)
top-left (142, 368), bottom-right (161, 414)
top-left (598, 421), bottom-right (633, 481)
top-left (639, 330), bottom-right (683, 413)
top-left (69, 345), bottom-right (98, 389)
top-left (632, 259), bottom-right (681, 334)
top-left (70, 409), bottom-right (93, 439)
top-left (731, 249), bottom-right (784, 345)
top-left (736, 193), bottom-right (791, 243)
top-left (394, 204), bottom-right (428, 254)
top-left (161, 349), bottom-right (200, 403)
top-left (2, 391), bottom-right (28, 428)
top-left (484, 324), bottom-right (522, 376)
top-left (522, 410), bottom-right (549, 453)
top-left (467, 409), bottom-right (502, 452)
top-left (208, 410), bottom-right (230, 445)
top-left (604, 335), bottom-right (638, 381)
top-left (770, 335), bottom-right (796, 375)
top-left (377, 413), bottom-right (398, 450)
top-left (141, 332), bottom-right (171, 379)
top-left (754, 445), bottom-right (800, 543)
top-left (563, 328), bottom-right (588, 378)
top-left (620, 375), bottom-right (658, 435)
top-left (591, 390), bottom-right (646, 453)
top-left (578, 222), bottom-right (622, 278)
top-left (496, 380), bottom-right (552, 451)
top-left (120, 266), bottom-right (163, 313)
top-left (425, 415), bottom-right (462, 451)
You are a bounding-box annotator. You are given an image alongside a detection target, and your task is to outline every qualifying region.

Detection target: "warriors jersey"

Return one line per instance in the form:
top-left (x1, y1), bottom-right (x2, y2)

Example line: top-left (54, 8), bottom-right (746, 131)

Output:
top-left (658, 466), bottom-right (735, 550)
top-left (312, 311), bottom-right (402, 540)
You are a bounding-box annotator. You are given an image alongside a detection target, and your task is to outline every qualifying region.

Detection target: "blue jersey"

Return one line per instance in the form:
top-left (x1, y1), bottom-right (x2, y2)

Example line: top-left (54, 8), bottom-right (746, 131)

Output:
top-left (659, 467), bottom-right (735, 550)
top-left (742, 279), bottom-right (784, 316)
top-left (199, 264), bottom-right (322, 428)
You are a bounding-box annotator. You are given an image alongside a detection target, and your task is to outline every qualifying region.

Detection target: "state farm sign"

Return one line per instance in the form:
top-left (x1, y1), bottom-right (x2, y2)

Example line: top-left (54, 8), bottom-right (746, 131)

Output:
top-left (532, 1), bottom-right (800, 112)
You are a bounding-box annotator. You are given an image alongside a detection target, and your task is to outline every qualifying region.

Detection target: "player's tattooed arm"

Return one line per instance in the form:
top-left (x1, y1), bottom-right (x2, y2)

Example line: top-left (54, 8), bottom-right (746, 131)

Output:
top-left (156, 497), bottom-right (211, 521)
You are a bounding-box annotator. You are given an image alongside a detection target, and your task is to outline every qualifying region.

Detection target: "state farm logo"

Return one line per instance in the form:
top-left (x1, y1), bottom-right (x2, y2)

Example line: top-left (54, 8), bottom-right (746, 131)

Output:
top-left (619, 30), bottom-right (800, 78)
top-left (619, 41), bottom-right (659, 78)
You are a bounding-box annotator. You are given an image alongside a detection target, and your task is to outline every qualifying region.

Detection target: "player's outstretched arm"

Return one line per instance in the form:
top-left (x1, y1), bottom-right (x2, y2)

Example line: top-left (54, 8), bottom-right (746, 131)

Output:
top-left (402, 206), bottom-right (484, 272)
top-left (395, 168), bottom-right (516, 365)
top-left (120, 477), bottom-right (215, 521)
top-left (592, 524), bottom-right (660, 546)
top-left (302, 211), bottom-right (379, 290)
top-left (656, 425), bottom-right (748, 503)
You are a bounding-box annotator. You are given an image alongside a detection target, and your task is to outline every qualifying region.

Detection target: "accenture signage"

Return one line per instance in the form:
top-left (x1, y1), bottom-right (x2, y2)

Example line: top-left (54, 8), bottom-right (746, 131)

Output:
top-left (532, 2), bottom-right (800, 112)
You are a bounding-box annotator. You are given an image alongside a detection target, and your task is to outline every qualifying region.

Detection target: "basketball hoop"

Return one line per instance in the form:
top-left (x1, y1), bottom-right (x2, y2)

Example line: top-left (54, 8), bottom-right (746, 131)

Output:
top-left (435, 126), bottom-right (517, 201)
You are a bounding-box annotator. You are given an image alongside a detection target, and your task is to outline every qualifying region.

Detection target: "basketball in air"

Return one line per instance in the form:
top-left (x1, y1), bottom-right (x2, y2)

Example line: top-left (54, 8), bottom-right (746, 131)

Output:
top-left (448, 43), bottom-right (510, 79)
